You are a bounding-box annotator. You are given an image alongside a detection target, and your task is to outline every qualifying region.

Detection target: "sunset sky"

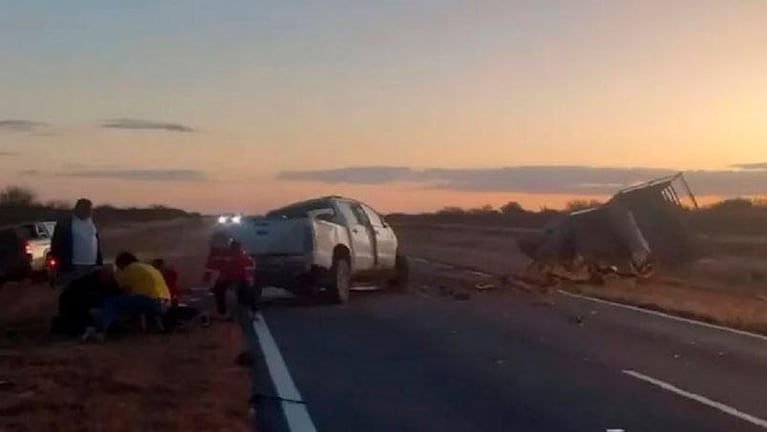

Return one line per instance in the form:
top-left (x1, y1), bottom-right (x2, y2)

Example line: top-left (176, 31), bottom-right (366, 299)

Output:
top-left (1, 1), bottom-right (766, 213)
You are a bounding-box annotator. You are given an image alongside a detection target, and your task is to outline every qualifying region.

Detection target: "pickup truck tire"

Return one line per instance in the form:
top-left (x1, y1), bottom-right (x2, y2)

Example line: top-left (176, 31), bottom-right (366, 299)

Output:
top-left (389, 254), bottom-right (409, 291)
top-left (329, 257), bottom-right (351, 304)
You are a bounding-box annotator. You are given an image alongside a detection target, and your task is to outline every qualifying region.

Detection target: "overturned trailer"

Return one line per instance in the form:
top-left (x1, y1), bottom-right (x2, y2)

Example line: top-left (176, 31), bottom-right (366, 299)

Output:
top-left (529, 173), bottom-right (698, 282)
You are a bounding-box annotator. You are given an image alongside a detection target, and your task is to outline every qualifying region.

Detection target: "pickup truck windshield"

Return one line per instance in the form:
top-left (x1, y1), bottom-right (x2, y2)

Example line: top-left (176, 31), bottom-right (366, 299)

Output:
top-left (265, 201), bottom-right (336, 220)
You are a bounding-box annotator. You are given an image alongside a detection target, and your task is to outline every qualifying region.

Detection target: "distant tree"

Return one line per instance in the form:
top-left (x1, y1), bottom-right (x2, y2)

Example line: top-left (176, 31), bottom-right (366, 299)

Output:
top-left (469, 204), bottom-right (496, 214)
top-left (437, 206), bottom-right (466, 215)
top-left (0, 185), bottom-right (38, 207)
top-left (45, 200), bottom-right (71, 210)
top-left (538, 206), bottom-right (561, 217)
top-left (500, 201), bottom-right (524, 215)
top-left (709, 198), bottom-right (754, 211)
top-left (565, 199), bottom-right (602, 212)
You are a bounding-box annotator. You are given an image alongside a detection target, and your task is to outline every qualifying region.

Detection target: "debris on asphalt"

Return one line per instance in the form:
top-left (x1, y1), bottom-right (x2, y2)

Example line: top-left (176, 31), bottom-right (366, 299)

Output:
top-left (474, 282), bottom-right (497, 291)
top-left (569, 315), bottom-right (585, 325)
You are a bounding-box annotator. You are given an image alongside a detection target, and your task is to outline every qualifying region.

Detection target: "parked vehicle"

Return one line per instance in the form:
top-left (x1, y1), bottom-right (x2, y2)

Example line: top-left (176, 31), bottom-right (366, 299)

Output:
top-left (0, 226), bottom-right (33, 284)
top-left (219, 196), bottom-right (408, 304)
top-left (17, 221), bottom-right (56, 272)
top-left (217, 213), bottom-right (243, 225)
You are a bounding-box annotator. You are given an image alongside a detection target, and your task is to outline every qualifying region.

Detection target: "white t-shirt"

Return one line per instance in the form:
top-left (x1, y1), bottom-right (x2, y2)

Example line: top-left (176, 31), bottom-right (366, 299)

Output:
top-left (71, 217), bottom-right (98, 265)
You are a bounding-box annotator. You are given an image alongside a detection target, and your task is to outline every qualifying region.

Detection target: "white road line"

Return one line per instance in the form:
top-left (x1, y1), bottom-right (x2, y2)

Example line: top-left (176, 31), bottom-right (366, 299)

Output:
top-left (252, 313), bottom-right (318, 432)
top-left (623, 370), bottom-right (767, 429)
top-left (559, 290), bottom-right (767, 343)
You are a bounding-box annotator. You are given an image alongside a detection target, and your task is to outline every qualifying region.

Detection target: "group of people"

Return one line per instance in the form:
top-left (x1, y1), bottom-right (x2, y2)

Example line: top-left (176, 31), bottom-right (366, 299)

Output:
top-left (51, 198), bottom-right (258, 342)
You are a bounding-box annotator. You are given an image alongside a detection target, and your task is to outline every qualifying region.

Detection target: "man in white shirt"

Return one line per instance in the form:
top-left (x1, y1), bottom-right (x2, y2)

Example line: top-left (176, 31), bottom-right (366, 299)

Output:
top-left (51, 199), bottom-right (103, 287)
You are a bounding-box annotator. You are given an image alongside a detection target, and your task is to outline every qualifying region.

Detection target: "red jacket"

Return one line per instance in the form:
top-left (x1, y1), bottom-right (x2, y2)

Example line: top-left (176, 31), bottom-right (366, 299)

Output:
top-left (205, 246), bottom-right (254, 284)
top-left (160, 267), bottom-right (180, 300)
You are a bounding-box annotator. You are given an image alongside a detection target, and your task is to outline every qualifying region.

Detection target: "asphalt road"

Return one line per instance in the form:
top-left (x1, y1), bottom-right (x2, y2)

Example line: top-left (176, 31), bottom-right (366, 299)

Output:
top-left (248, 261), bottom-right (767, 432)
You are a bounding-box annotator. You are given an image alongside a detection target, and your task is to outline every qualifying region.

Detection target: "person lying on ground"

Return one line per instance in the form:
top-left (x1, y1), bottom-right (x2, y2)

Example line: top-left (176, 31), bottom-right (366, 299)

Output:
top-left (151, 258), bottom-right (180, 305)
top-left (82, 252), bottom-right (171, 341)
top-left (52, 266), bottom-right (119, 336)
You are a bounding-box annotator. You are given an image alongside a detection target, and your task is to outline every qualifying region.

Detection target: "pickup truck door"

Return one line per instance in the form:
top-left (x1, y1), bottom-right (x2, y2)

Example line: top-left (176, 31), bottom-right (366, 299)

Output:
top-left (361, 204), bottom-right (397, 270)
top-left (336, 201), bottom-right (375, 272)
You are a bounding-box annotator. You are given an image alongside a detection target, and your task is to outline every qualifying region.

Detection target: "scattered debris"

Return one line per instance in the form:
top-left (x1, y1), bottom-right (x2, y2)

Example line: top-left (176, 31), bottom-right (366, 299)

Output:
top-left (474, 282), bottom-right (497, 291)
top-left (570, 315), bottom-right (585, 325)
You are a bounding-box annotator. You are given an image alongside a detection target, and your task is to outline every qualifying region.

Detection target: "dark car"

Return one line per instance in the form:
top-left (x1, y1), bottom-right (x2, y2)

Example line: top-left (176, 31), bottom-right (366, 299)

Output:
top-left (0, 226), bottom-right (33, 284)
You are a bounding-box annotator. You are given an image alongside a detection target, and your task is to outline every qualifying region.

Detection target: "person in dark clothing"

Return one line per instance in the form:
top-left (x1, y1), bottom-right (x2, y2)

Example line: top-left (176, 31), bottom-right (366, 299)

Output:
top-left (51, 267), bottom-right (119, 336)
top-left (50, 198), bottom-right (103, 287)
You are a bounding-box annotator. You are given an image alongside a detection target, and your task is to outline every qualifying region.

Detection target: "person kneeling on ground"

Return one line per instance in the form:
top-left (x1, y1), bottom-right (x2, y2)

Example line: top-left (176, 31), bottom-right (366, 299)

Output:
top-left (204, 239), bottom-right (258, 321)
top-left (82, 252), bottom-right (171, 341)
top-left (151, 258), bottom-right (180, 305)
top-left (52, 266), bottom-right (119, 337)
top-left (151, 257), bottom-right (204, 329)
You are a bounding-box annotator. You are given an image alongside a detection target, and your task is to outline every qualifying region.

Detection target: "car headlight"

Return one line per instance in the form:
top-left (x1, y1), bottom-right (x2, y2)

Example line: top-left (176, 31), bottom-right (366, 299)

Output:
top-left (217, 215), bottom-right (228, 224)
top-left (232, 215), bottom-right (242, 224)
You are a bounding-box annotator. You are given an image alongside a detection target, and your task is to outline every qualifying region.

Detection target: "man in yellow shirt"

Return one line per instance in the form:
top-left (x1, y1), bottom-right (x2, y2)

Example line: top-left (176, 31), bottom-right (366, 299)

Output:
top-left (83, 252), bottom-right (170, 341)
top-left (115, 254), bottom-right (171, 301)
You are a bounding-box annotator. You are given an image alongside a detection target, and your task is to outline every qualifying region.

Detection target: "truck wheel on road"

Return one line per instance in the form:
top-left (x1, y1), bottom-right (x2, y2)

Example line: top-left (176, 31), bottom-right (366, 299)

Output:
top-left (390, 254), bottom-right (409, 291)
top-left (329, 258), bottom-right (351, 304)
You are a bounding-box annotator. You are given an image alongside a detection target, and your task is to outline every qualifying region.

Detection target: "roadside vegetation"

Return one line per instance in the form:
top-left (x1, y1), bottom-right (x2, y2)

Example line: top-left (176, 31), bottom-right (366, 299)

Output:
top-left (0, 185), bottom-right (200, 227)
top-left (389, 197), bottom-right (767, 237)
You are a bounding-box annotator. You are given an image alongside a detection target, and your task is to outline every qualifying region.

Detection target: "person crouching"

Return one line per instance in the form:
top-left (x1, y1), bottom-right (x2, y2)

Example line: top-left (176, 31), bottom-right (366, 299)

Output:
top-left (82, 252), bottom-right (171, 341)
top-left (204, 239), bottom-right (257, 321)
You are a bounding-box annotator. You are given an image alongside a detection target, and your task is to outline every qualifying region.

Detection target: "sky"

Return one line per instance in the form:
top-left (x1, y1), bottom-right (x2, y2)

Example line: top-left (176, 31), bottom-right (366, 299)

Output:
top-left (1, 1), bottom-right (766, 213)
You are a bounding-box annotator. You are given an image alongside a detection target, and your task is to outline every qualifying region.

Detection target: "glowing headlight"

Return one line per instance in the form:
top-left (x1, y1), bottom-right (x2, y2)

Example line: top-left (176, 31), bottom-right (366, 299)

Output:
top-left (232, 215), bottom-right (242, 224)
top-left (217, 215), bottom-right (228, 224)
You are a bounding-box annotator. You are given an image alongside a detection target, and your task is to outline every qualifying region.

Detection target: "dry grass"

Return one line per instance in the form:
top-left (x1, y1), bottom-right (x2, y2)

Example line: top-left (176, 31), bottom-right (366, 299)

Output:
top-left (0, 221), bottom-right (252, 432)
top-left (567, 278), bottom-right (767, 334)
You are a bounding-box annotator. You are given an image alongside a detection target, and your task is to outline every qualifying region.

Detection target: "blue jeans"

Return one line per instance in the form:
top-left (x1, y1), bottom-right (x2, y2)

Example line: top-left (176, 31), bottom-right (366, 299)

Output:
top-left (98, 294), bottom-right (163, 332)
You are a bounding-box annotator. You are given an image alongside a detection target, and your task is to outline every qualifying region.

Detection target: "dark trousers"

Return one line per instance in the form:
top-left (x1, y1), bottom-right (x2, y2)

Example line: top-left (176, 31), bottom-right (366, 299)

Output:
top-left (213, 279), bottom-right (260, 316)
top-left (98, 294), bottom-right (163, 332)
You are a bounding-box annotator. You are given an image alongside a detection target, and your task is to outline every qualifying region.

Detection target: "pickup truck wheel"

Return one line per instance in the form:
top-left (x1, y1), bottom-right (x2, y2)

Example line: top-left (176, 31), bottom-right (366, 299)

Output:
top-left (390, 254), bottom-right (409, 291)
top-left (329, 258), bottom-right (351, 304)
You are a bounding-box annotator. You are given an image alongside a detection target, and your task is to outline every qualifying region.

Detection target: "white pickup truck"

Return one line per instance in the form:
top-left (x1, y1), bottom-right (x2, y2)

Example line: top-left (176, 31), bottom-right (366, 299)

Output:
top-left (16, 221), bottom-right (56, 271)
top-left (219, 196), bottom-right (408, 304)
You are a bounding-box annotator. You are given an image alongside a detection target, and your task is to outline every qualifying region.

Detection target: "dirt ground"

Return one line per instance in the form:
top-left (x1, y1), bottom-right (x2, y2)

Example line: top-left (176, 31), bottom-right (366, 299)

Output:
top-left (0, 219), bottom-right (252, 432)
top-left (395, 223), bottom-right (767, 334)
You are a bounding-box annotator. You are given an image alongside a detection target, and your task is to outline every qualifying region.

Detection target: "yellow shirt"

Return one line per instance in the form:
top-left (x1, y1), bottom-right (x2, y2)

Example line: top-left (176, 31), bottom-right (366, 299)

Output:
top-left (115, 262), bottom-right (171, 301)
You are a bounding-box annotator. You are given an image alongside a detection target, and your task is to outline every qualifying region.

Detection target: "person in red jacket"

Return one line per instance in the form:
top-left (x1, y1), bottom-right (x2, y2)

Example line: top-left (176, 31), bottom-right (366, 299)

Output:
top-left (204, 236), bottom-right (256, 319)
top-left (151, 258), bottom-right (180, 305)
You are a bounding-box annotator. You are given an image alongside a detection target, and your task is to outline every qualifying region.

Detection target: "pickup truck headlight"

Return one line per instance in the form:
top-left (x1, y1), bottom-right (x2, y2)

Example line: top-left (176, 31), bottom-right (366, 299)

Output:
top-left (217, 215), bottom-right (228, 224)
